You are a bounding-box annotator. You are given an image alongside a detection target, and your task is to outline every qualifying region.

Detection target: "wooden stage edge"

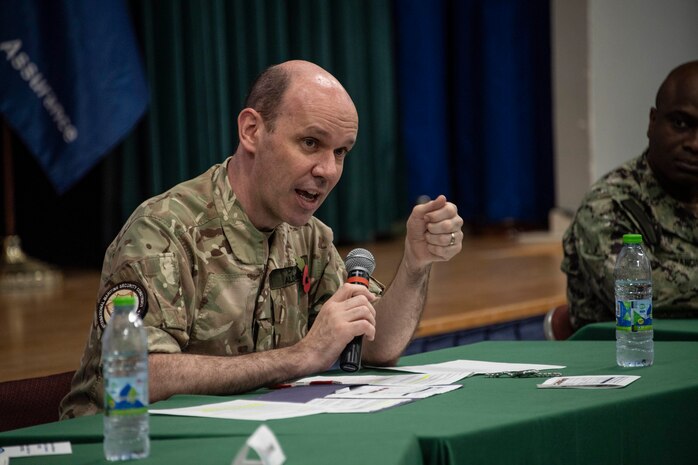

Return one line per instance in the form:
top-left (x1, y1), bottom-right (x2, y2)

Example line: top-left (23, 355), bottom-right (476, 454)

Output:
top-left (0, 234), bottom-right (566, 382)
top-left (415, 295), bottom-right (565, 338)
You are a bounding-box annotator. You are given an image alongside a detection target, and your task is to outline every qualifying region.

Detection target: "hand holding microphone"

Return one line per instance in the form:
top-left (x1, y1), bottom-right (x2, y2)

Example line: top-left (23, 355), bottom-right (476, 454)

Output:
top-left (339, 248), bottom-right (376, 372)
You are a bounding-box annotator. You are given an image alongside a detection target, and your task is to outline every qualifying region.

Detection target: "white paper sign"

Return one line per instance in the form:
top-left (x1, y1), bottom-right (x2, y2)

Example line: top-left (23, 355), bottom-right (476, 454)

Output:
top-left (0, 442), bottom-right (72, 463)
top-left (231, 425), bottom-right (285, 465)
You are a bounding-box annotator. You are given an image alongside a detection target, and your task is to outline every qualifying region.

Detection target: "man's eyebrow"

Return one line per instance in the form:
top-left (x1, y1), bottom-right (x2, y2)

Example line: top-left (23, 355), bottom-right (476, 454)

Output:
top-left (302, 125), bottom-right (356, 147)
top-left (665, 109), bottom-right (698, 122)
top-left (303, 125), bottom-right (331, 137)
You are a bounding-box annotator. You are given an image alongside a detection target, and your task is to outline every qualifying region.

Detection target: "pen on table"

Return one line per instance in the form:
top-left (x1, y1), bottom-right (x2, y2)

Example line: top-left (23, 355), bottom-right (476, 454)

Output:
top-left (271, 380), bottom-right (341, 389)
top-left (271, 383), bottom-right (293, 389)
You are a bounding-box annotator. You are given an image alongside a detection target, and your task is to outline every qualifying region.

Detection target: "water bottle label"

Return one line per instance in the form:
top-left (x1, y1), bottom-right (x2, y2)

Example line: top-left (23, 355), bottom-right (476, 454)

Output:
top-left (104, 376), bottom-right (148, 416)
top-left (616, 299), bottom-right (653, 332)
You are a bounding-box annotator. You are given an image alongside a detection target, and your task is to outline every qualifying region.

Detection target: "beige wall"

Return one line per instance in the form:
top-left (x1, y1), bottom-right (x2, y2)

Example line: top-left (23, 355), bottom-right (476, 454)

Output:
top-left (552, 0), bottom-right (698, 213)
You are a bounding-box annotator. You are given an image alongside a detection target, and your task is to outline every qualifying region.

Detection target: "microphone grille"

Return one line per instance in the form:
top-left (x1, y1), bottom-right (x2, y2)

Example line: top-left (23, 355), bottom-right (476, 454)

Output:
top-left (345, 248), bottom-right (376, 275)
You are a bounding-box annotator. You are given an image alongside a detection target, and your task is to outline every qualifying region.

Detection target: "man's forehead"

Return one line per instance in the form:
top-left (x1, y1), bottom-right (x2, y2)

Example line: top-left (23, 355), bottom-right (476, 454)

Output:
top-left (283, 85), bottom-right (357, 121)
top-left (303, 125), bottom-right (332, 137)
top-left (658, 71), bottom-right (698, 109)
top-left (659, 93), bottom-right (698, 116)
top-left (287, 77), bottom-right (352, 104)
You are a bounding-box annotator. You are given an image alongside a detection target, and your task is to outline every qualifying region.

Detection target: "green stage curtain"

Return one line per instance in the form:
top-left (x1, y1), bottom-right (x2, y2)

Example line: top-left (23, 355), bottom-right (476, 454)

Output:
top-left (121, 0), bottom-right (405, 244)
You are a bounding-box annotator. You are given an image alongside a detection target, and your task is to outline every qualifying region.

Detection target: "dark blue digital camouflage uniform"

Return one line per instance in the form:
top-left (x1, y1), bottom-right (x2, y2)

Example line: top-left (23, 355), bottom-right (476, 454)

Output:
top-left (562, 152), bottom-right (698, 330)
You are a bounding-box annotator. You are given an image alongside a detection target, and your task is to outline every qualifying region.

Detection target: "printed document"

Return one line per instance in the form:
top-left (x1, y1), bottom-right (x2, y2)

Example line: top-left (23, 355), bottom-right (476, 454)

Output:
top-left (293, 371), bottom-right (471, 386)
top-left (306, 397), bottom-right (412, 413)
top-left (327, 384), bottom-right (461, 399)
top-left (537, 375), bottom-right (640, 389)
top-left (378, 359), bottom-right (565, 375)
top-left (150, 399), bottom-right (324, 421)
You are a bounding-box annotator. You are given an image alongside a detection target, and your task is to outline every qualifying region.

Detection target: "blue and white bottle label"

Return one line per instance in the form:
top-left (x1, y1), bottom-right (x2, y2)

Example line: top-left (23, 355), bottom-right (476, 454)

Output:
top-left (104, 376), bottom-right (148, 416)
top-left (616, 299), bottom-right (653, 332)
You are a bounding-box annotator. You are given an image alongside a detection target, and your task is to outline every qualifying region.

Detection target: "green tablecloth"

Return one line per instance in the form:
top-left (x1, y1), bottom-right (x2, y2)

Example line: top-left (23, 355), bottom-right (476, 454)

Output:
top-left (2, 341), bottom-right (698, 465)
top-left (0, 433), bottom-right (422, 465)
top-left (570, 319), bottom-right (698, 341)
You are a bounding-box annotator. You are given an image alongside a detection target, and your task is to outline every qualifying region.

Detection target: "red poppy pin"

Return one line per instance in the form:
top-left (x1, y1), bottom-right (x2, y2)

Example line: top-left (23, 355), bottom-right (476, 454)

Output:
top-left (296, 257), bottom-right (311, 294)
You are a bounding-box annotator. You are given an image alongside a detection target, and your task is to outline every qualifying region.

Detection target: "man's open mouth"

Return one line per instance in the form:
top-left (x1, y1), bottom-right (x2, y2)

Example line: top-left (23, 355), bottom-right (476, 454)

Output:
top-left (296, 189), bottom-right (320, 201)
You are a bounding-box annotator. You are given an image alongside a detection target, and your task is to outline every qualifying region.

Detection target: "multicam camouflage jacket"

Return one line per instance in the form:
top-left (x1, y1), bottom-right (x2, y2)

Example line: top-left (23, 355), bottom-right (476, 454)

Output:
top-left (562, 152), bottom-right (698, 330)
top-left (60, 157), bottom-right (384, 418)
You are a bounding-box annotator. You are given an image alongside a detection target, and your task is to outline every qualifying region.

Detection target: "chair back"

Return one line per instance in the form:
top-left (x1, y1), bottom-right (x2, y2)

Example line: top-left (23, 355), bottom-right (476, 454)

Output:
top-left (0, 370), bottom-right (75, 432)
top-left (543, 304), bottom-right (573, 340)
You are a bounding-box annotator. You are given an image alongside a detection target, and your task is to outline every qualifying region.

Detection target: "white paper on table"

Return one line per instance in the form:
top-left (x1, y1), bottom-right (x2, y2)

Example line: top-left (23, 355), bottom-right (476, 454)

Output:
top-left (327, 384), bottom-right (461, 399)
top-left (376, 359), bottom-right (565, 375)
top-left (307, 397), bottom-right (412, 413)
top-left (0, 442), bottom-right (72, 459)
top-left (372, 372), bottom-right (471, 385)
top-left (537, 375), bottom-right (640, 389)
top-left (150, 399), bottom-right (323, 421)
top-left (294, 372), bottom-right (472, 387)
top-left (292, 375), bottom-right (393, 386)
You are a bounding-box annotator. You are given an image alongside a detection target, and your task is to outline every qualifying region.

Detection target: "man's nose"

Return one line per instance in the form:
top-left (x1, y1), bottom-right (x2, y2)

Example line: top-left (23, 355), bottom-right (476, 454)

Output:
top-left (685, 129), bottom-right (698, 154)
top-left (312, 151), bottom-right (339, 179)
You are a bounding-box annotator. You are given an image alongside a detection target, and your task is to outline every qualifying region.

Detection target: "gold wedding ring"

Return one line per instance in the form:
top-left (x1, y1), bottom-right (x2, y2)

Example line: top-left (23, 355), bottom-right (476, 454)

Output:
top-left (448, 232), bottom-right (456, 247)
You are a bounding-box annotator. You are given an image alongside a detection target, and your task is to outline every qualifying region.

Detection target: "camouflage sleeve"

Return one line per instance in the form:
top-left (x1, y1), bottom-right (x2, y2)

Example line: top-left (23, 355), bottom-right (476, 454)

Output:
top-left (562, 191), bottom-right (635, 328)
top-left (60, 214), bottom-right (196, 419)
top-left (101, 214), bottom-right (195, 353)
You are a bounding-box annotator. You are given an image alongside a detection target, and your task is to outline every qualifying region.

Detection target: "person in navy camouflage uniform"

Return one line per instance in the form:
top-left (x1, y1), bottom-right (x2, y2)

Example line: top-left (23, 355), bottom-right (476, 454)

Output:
top-left (562, 61), bottom-right (698, 331)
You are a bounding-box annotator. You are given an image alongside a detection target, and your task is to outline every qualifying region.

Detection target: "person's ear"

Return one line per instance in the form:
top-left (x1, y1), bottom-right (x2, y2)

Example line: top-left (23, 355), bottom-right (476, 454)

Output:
top-left (647, 107), bottom-right (657, 138)
top-left (238, 108), bottom-right (263, 153)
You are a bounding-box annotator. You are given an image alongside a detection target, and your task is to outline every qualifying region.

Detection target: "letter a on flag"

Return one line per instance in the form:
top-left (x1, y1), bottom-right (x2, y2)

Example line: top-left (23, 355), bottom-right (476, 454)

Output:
top-left (0, 0), bottom-right (148, 193)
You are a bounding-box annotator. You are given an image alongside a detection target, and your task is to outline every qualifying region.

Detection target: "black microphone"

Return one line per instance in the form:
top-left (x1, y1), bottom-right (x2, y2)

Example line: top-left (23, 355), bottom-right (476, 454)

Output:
top-left (339, 248), bottom-right (376, 372)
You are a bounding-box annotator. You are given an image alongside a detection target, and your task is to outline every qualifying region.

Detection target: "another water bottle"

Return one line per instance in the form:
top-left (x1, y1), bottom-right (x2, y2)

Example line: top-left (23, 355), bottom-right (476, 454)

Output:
top-left (614, 233), bottom-right (654, 367)
top-left (102, 295), bottom-right (150, 461)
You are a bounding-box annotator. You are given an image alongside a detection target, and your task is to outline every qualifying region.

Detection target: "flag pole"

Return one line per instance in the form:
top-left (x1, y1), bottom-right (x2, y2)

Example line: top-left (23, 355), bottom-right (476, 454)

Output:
top-left (0, 120), bottom-right (62, 292)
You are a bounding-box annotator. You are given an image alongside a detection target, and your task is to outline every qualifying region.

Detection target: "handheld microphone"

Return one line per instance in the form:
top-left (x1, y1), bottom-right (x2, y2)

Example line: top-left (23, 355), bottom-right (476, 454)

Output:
top-left (339, 248), bottom-right (376, 372)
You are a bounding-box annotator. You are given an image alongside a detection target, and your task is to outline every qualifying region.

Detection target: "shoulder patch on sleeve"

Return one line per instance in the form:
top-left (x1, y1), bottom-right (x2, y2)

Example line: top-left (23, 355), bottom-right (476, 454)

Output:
top-left (97, 282), bottom-right (148, 330)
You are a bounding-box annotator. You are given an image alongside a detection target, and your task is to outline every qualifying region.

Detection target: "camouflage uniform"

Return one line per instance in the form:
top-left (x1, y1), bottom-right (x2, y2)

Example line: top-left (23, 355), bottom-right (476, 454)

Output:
top-left (60, 157), bottom-right (384, 418)
top-left (562, 152), bottom-right (698, 330)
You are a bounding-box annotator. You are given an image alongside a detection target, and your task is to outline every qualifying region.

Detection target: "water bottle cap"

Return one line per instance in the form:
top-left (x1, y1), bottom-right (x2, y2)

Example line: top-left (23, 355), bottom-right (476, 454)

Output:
top-left (113, 295), bottom-right (136, 307)
top-left (622, 233), bottom-right (643, 244)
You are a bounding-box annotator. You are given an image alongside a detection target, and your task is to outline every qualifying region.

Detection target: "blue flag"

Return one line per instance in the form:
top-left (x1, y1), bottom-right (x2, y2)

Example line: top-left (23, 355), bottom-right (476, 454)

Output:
top-left (0, 0), bottom-right (148, 194)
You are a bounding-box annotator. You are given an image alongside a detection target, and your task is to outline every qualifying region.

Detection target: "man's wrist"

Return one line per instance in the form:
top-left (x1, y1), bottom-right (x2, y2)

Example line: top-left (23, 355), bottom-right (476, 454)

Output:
top-left (401, 251), bottom-right (431, 284)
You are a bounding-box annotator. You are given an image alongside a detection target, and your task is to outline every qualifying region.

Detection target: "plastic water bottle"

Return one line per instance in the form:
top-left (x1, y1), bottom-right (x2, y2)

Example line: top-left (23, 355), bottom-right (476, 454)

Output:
top-left (102, 295), bottom-right (150, 461)
top-left (614, 233), bottom-right (654, 367)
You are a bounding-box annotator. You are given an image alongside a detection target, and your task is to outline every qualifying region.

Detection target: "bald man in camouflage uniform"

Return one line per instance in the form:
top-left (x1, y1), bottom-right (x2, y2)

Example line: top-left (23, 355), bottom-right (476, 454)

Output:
top-left (562, 61), bottom-right (698, 331)
top-left (61, 60), bottom-right (464, 418)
